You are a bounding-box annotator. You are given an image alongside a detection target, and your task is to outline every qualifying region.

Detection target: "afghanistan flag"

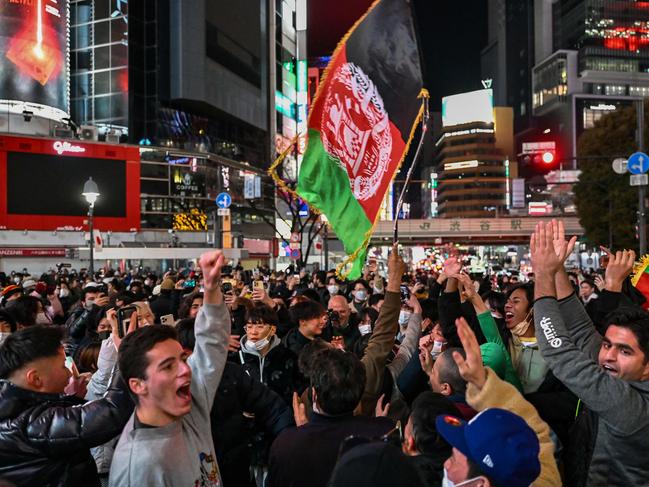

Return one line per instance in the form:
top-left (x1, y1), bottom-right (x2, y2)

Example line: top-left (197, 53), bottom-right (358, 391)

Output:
top-left (291, 0), bottom-right (424, 279)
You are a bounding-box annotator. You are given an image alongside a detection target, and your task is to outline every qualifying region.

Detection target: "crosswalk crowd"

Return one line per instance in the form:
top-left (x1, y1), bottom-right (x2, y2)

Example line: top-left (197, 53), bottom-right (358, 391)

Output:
top-left (0, 220), bottom-right (647, 486)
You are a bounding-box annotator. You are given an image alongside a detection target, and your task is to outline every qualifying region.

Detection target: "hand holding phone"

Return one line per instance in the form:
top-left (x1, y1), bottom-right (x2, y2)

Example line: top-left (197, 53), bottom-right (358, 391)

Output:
top-left (117, 305), bottom-right (138, 338)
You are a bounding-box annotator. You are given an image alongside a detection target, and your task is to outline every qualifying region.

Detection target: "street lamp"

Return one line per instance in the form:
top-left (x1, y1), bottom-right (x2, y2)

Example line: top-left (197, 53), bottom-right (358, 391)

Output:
top-left (82, 177), bottom-right (100, 278)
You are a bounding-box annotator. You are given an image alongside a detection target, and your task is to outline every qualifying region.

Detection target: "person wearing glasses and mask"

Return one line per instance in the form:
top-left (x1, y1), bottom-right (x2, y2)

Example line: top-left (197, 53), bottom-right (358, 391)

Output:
top-left (238, 302), bottom-right (304, 405)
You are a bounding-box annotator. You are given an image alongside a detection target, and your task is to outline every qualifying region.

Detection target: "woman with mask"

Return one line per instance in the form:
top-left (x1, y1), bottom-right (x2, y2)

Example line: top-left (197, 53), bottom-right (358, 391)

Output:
top-left (350, 280), bottom-right (371, 314)
top-left (57, 280), bottom-right (74, 315)
top-left (238, 302), bottom-right (304, 405)
top-left (326, 277), bottom-right (341, 298)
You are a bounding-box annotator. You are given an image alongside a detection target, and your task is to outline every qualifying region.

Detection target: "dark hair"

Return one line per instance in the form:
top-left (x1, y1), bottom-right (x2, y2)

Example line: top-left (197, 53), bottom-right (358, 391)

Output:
top-left (178, 292), bottom-right (204, 319)
top-left (437, 348), bottom-right (467, 395)
top-left (352, 279), bottom-right (370, 292)
top-left (297, 288), bottom-right (322, 304)
top-left (110, 280), bottom-right (126, 293)
top-left (604, 306), bottom-right (649, 361)
top-left (175, 318), bottom-right (196, 351)
top-left (297, 338), bottom-right (332, 378)
top-left (76, 340), bottom-right (102, 373)
top-left (9, 296), bottom-right (41, 327)
top-left (410, 391), bottom-right (461, 455)
top-left (311, 348), bottom-right (366, 415)
top-left (82, 287), bottom-right (100, 301)
top-left (116, 291), bottom-right (137, 306)
top-left (481, 290), bottom-right (506, 318)
top-left (315, 270), bottom-right (327, 285)
top-left (581, 279), bottom-right (596, 289)
top-left (290, 299), bottom-right (326, 325)
top-left (506, 283), bottom-right (534, 311)
top-left (0, 309), bottom-right (18, 332)
top-left (118, 326), bottom-right (179, 390)
top-left (0, 326), bottom-right (63, 379)
top-left (246, 302), bottom-right (279, 328)
top-left (368, 293), bottom-right (384, 307)
top-left (419, 298), bottom-right (438, 323)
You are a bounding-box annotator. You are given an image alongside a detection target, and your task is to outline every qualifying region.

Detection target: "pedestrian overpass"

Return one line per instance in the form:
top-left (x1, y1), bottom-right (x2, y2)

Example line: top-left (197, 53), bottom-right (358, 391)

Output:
top-left (369, 216), bottom-right (584, 245)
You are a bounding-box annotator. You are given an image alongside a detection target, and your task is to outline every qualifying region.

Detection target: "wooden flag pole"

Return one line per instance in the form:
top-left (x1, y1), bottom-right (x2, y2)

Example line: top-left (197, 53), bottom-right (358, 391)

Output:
top-left (393, 94), bottom-right (430, 244)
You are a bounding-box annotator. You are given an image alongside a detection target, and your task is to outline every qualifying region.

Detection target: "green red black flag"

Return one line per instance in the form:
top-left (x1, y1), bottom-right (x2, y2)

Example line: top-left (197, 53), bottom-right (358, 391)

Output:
top-left (270, 0), bottom-right (425, 278)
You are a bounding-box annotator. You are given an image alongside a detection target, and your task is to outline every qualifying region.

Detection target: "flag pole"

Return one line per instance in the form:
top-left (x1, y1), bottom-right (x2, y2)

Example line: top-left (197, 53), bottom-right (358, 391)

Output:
top-left (393, 95), bottom-right (430, 244)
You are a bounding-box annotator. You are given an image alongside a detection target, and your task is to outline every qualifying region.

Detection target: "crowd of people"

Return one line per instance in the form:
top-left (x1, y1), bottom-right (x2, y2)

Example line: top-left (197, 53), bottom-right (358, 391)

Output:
top-left (0, 219), bottom-right (647, 486)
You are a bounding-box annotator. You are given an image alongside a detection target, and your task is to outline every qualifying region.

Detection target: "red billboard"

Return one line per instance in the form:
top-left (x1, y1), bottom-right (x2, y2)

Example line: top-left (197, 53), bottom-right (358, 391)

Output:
top-left (0, 0), bottom-right (68, 114)
top-left (0, 135), bottom-right (140, 231)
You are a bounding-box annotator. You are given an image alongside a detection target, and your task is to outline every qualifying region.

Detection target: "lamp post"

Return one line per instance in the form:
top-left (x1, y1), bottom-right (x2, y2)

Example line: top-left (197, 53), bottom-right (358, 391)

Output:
top-left (82, 177), bottom-right (100, 278)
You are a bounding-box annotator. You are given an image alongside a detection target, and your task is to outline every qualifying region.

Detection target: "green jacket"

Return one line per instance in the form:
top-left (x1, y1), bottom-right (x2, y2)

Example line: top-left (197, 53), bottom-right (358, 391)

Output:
top-left (476, 311), bottom-right (524, 392)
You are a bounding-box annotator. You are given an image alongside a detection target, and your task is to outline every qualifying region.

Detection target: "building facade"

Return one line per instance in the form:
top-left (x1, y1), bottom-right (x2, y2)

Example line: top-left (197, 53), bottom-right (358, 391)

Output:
top-left (434, 90), bottom-right (515, 218)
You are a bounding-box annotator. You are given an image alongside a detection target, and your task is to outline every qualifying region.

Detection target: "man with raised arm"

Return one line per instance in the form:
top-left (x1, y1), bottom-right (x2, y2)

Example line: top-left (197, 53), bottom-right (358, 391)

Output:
top-left (531, 220), bottom-right (649, 486)
top-left (109, 251), bottom-right (231, 486)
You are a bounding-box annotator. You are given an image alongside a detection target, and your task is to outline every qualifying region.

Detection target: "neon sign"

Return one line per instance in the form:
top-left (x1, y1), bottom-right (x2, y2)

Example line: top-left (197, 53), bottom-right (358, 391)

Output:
top-left (53, 140), bottom-right (86, 155)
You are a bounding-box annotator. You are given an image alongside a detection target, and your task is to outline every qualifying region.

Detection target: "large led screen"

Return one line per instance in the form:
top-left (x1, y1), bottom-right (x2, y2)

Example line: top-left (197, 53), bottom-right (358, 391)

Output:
top-left (442, 89), bottom-right (494, 127)
top-left (0, 0), bottom-right (69, 113)
top-left (7, 152), bottom-right (126, 217)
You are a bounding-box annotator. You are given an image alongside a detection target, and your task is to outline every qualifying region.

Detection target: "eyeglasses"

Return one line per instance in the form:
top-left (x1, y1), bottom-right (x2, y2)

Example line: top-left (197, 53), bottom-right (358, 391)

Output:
top-left (337, 420), bottom-right (402, 460)
top-left (245, 323), bottom-right (271, 330)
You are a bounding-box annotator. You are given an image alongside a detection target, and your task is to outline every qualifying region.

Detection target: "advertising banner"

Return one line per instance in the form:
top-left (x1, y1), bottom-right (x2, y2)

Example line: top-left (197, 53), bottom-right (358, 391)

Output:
top-left (0, 0), bottom-right (69, 114)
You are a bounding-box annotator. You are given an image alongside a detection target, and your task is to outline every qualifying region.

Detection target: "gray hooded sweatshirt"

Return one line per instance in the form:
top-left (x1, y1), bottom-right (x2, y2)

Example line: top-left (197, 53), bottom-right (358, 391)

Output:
top-left (109, 302), bottom-right (231, 486)
top-left (534, 294), bottom-right (649, 486)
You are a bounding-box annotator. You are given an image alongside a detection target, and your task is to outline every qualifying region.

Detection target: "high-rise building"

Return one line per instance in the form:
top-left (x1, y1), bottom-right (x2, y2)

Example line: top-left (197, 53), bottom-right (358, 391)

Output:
top-left (482, 0), bottom-right (539, 134)
top-left (531, 0), bottom-right (649, 160)
top-left (434, 89), bottom-right (515, 218)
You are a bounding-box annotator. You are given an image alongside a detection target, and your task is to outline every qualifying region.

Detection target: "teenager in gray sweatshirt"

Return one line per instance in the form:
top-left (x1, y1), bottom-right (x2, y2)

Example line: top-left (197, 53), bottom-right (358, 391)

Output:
top-left (109, 251), bottom-right (231, 486)
top-left (530, 221), bottom-right (649, 486)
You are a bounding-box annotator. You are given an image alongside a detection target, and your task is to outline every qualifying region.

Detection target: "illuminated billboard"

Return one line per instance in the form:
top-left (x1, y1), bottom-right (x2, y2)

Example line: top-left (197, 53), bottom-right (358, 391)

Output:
top-left (0, 0), bottom-right (69, 117)
top-left (442, 89), bottom-right (494, 127)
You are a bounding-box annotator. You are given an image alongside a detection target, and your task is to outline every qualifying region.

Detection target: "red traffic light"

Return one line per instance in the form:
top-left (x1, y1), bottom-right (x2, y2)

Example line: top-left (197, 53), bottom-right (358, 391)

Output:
top-left (541, 151), bottom-right (555, 164)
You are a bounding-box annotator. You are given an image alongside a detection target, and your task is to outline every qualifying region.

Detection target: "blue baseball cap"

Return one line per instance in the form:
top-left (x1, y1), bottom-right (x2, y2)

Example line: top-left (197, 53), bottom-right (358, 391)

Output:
top-left (436, 408), bottom-right (541, 487)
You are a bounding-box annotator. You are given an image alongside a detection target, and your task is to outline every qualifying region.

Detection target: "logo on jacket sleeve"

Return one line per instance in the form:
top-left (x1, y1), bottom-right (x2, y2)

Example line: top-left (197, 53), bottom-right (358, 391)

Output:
top-left (539, 316), bottom-right (562, 348)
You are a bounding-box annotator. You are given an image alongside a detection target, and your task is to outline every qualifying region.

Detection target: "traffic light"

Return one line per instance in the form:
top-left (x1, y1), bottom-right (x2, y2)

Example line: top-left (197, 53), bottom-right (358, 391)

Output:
top-left (541, 150), bottom-right (555, 164)
top-left (519, 142), bottom-right (558, 167)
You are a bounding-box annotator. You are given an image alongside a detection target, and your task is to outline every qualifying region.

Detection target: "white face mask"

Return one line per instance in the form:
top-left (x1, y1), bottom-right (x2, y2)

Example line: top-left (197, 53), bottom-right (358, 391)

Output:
top-left (0, 332), bottom-right (11, 345)
top-left (354, 290), bottom-right (367, 302)
top-left (327, 285), bottom-right (339, 295)
top-left (431, 340), bottom-right (446, 359)
top-left (59, 289), bottom-right (70, 298)
top-left (243, 331), bottom-right (273, 353)
top-left (358, 323), bottom-right (372, 336)
top-left (442, 468), bottom-right (481, 487)
top-left (398, 310), bottom-right (411, 326)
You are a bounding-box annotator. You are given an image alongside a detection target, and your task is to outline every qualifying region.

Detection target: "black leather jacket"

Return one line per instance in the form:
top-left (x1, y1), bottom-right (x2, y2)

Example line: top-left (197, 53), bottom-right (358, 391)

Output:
top-left (0, 371), bottom-right (133, 487)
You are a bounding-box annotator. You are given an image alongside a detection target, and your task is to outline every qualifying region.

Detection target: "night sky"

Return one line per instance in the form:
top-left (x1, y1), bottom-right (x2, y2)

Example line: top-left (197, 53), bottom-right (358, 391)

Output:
top-left (308, 0), bottom-right (489, 110)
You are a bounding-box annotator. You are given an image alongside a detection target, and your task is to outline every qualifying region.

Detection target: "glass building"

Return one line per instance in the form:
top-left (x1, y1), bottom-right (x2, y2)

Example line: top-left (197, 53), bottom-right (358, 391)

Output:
top-left (69, 0), bottom-right (130, 134)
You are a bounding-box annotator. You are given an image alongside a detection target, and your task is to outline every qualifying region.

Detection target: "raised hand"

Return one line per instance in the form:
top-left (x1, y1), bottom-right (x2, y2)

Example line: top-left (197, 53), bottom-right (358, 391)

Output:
top-left (387, 244), bottom-right (406, 292)
top-left (442, 256), bottom-right (462, 277)
top-left (407, 292), bottom-right (422, 315)
top-left (550, 219), bottom-right (577, 264)
top-left (453, 273), bottom-right (477, 301)
top-left (531, 221), bottom-right (567, 276)
top-left (199, 251), bottom-right (225, 292)
top-left (604, 248), bottom-right (636, 292)
top-left (452, 317), bottom-right (487, 390)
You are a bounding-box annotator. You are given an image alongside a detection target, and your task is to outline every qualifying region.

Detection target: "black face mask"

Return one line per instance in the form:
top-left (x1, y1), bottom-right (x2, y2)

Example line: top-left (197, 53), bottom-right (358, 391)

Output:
top-left (98, 331), bottom-right (111, 341)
